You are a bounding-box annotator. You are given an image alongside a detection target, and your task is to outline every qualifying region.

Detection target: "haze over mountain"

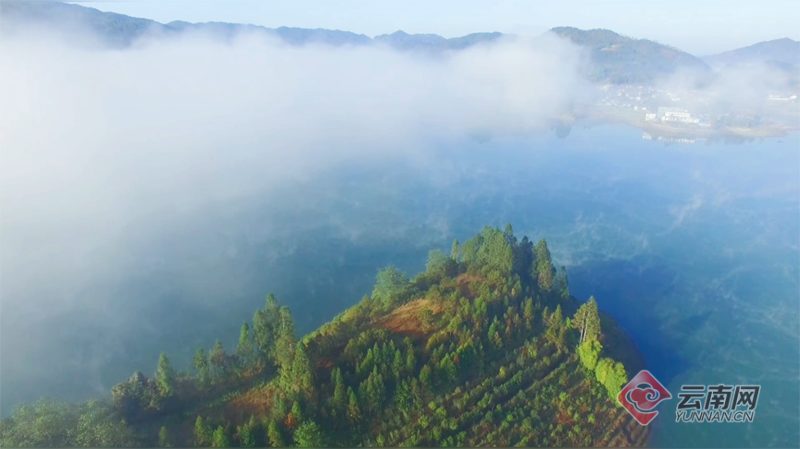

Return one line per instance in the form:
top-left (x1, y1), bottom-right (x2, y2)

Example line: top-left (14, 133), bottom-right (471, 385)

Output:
top-left (3, 0), bottom-right (792, 86)
top-left (703, 38), bottom-right (800, 68)
top-left (548, 27), bottom-right (711, 84)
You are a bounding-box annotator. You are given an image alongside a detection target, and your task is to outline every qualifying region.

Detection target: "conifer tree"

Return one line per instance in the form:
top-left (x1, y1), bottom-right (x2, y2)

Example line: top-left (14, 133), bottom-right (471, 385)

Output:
top-left (236, 322), bottom-right (253, 368)
top-left (523, 297), bottom-right (534, 330)
top-left (158, 426), bottom-right (172, 448)
top-left (275, 307), bottom-right (297, 388)
top-left (212, 426), bottom-right (230, 448)
top-left (193, 348), bottom-right (210, 386)
top-left (347, 387), bottom-right (361, 425)
top-left (252, 294), bottom-right (281, 363)
top-left (194, 416), bottom-right (213, 447)
top-left (291, 342), bottom-right (314, 399)
top-left (209, 340), bottom-right (227, 379)
top-left (155, 353), bottom-right (176, 397)
top-left (293, 421), bottom-right (326, 447)
top-left (331, 368), bottom-right (346, 410)
top-left (534, 239), bottom-right (555, 292)
top-left (236, 420), bottom-right (256, 448)
top-left (267, 420), bottom-right (285, 448)
top-left (573, 296), bottom-right (601, 343)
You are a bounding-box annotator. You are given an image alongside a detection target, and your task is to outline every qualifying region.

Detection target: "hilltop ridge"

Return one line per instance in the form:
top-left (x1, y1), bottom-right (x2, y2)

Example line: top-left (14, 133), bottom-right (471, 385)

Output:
top-left (0, 225), bottom-right (647, 447)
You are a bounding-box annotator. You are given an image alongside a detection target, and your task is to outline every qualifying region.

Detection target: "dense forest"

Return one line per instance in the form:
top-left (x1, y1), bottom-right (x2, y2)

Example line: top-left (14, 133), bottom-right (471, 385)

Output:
top-left (0, 225), bottom-right (647, 447)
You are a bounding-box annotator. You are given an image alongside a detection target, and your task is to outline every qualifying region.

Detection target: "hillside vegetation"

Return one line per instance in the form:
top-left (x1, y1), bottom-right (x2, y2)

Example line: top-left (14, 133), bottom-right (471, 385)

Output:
top-left (550, 26), bottom-right (711, 84)
top-left (0, 225), bottom-right (647, 447)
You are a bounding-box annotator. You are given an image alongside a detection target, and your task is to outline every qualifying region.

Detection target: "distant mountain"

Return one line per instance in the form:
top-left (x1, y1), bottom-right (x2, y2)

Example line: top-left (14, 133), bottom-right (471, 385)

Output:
top-left (0, 0), bottom-right (169, 47)
top-left (166, 21), bottom-right (372, 46)
top-left (7, 1), bottom-right (787, 88)
top-left (549, 27), bottom-right (711, 84)
top-left (703, 38), bottom-right (800, 68)
top-left (0, 1), bottom-right (492, 51)
top-left (373, 30), bottom-right (503, 51)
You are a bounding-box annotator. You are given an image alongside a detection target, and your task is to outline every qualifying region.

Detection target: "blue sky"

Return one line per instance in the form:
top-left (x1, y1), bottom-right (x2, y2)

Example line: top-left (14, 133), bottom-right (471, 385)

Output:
top-left (73, 0), bottom-right (799, 55)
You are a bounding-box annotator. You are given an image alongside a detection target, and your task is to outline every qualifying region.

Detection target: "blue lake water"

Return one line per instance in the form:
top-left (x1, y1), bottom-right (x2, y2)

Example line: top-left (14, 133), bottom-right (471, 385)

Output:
top-left (2, 123), bottom-right (798, 447)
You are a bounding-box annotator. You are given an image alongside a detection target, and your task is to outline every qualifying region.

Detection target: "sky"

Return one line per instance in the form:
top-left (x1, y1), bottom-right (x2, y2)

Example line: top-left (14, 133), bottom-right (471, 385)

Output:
top-left (70, 0), bottom-right (800, 55)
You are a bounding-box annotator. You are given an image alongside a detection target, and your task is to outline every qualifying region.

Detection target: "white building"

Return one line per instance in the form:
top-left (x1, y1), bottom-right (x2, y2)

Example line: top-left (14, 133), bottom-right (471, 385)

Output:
top-left (657, 107), bottom-right (699, 124)
top-left (767, 94), bottom-right (797, 101)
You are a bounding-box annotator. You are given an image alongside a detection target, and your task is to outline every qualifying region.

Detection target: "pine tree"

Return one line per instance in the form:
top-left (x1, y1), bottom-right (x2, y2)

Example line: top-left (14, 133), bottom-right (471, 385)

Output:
top-left (293, 421), bottom-right (326, 447)
top-left (555, 266), bottom-right (570, 298)
top-left (451, 239), bottom-right (460, 261)
top-left (155, 353), bottom-right (176, 397)
top-left (275, 307), bottom-right (297, 387)
top-left (211, 426), bottom-right (230, 448)
top-left (209, 340), bottom-right (227, 380)
top-left (193, 348), bottom-right (210, 386)
top-left (252, 294), bottom-right (281, 364)
top-left (194, 416), bottom-right (213, 447)
top-left (534, 239), bottom-right (555, 292)
top-left (236, 420), bottom-right (255, 448)
top-left (158, 426), bottom-right (172, 448)
top-left (291, 342), bottom-right (314, 399)
top-left (573, 296), bottom-right (601, 343)
top-left (236, 322), bottom-right (253, 369)
top-left (392, 349), bottom-right (404, 378)
top-left (347, 387), bottom-right (360, 425)
top-left (267, 420), bottom-right (285, 447)
top-left (331, 368), bottom-right (346, 410)
top-left (405, 349), bottom-right (416, 374)
top-left (523, 297), bottom-right (534, 330)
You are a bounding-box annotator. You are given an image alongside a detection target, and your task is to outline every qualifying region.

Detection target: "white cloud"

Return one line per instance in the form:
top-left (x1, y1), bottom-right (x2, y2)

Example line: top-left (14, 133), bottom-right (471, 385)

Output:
top-left (0, 27), bottom-right (589, 408)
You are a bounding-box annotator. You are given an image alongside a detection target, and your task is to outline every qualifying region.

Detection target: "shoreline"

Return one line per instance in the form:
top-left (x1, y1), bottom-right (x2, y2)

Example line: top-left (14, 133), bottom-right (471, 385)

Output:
top-left (572, 106), bottom-right (800, 140)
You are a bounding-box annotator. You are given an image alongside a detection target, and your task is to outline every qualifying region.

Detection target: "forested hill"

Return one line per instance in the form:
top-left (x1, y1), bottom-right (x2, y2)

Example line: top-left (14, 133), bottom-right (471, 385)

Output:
top-left (549, 27), bottom-right (712, 84)
top-left (0, 225), bottom-right (647, 447)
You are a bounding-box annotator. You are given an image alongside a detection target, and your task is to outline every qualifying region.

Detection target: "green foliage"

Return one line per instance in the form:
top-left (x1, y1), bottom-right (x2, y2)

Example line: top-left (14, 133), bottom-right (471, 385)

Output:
top-left (534, 239), bottom-right (555, 293)
top-left (236, 420), bottom-right (256, 447)
top-left (275, 307), bottom-right (298, 387)
top-left (155, 353), bottom-right (176, 397)
top-left (595, 358), bottom-right (628, 401)
top-left (426, 249), bottom-right (457, 278)
top-left (451, 239), bottom-right (460, 261)
top-left (212, 425), bottom-right (230, 448)
top-left (253, 294), bottom-right (281, 362)
top-left (193, 348), bottom-right (210, 386)
top-left (573, 296), bottom-right (601, 343)
top-left (195, 416), bottom-right (213, 447)
top-left (578, 339), bottom-right (603, 371)
top-left (461, 227), bottom-right (514, 276)
top-left (209, 340), bottom-right (227, 379)
top-left (291, 342), bottom-right (315, 399)
top-left (372, 266), bottom-right (411, 308)
top-left (347, 387), bottom-right (361, 425)
top-left (159, 425), bottom-right (173, 448)
top-left (267, 419), bottom-right (286, 447)
top-left (0, 399), bottom-right (138, 447)
top-left (236, 322), bottom-right (254, 367)
top-left (293, 421), bottom-right (326, 447)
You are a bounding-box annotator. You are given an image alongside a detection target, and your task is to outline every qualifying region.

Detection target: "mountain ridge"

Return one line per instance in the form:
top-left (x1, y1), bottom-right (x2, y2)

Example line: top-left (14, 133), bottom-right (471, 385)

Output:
top-left (0, 1), bottom-right (795, 85)
top-left (702, 37), bottom-right (800, 69)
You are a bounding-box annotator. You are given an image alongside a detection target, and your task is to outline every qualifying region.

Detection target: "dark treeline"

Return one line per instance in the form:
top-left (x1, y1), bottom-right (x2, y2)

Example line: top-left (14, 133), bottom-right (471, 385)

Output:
top-left (0, 225), bottom-right (645, 447)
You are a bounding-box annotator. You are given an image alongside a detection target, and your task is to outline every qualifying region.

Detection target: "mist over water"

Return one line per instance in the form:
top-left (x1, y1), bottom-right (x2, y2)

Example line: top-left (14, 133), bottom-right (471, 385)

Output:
top-left (1, 24), bottom-right (799, 448)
